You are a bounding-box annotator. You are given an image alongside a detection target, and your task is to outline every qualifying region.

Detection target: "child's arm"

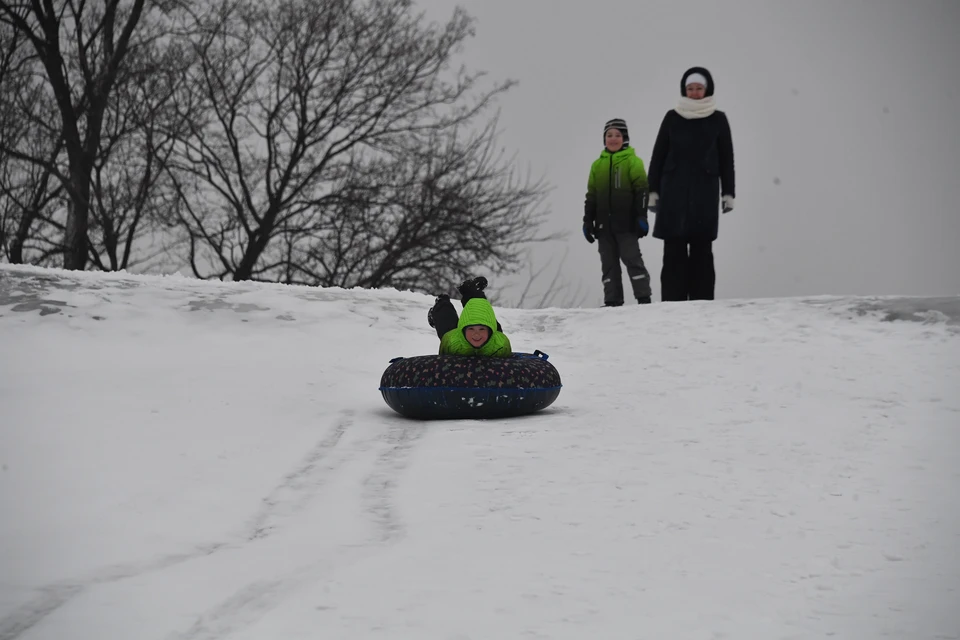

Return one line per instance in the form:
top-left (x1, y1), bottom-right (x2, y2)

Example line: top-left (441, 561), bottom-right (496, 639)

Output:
top-left (630, 157), bottom-right (650, 233)
top-left (583, 164), bottom-right (598, 228)
top-left (631, 157), bottom-right (649, 211)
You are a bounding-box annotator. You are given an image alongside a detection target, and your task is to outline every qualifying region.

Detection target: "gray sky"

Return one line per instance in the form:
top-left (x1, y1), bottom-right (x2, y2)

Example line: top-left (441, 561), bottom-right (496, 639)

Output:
top-left (416, 0), bottom-right (960, 307)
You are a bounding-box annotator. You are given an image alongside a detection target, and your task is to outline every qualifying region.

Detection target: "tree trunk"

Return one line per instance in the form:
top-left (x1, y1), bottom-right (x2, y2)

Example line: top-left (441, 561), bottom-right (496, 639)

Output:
top-left (9, 215), bottom-right (34, 264)
top-left (63, 178), bottom-right (91, 270)
top-left (233, 221), bottom-right (274, 281)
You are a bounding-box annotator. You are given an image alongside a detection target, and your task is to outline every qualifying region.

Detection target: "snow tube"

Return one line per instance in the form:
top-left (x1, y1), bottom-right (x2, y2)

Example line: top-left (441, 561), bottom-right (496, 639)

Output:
top-left (379, 351), bottom-right (562, 420)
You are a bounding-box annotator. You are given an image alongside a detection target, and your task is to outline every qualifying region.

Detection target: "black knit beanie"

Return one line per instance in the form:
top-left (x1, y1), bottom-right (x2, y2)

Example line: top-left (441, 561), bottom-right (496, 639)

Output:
top-left (603, 118), bottom-right (629, 146)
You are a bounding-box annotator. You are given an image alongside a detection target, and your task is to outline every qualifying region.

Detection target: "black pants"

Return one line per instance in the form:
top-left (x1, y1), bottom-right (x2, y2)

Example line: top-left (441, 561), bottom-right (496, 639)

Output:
top-left (597, 232), bottom-right (652, 306)
top-left (661, 238), bottom-right (715, 301)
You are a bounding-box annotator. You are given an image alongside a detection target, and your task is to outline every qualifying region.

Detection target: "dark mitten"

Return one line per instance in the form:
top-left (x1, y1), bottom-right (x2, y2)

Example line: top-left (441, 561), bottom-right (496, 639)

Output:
top-left (583, 222), bottom-right (595, 244)
top-left (637, 218), bottom-right (649, 237)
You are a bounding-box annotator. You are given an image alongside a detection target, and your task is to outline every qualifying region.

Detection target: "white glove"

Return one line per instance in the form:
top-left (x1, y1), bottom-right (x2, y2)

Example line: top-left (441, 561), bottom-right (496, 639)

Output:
top-left (722, 195), bottom-right (734, 213)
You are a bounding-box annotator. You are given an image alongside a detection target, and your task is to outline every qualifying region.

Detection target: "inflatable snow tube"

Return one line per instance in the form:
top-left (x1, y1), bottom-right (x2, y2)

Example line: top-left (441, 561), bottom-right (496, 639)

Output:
top-left (379, 351), bottom-right (562, 420)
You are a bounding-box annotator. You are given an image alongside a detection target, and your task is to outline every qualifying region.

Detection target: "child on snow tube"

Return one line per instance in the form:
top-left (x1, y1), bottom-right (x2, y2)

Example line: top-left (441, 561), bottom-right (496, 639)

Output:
top-left (426, 276), bottom-right (512, 357)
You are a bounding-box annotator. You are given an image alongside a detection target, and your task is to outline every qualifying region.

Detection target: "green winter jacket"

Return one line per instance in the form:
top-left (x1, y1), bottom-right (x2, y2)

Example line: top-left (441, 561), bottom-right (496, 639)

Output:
top-left (439, 298), bottom-right (512, 357)
top-left (584, 145), bottom-right (649, 234)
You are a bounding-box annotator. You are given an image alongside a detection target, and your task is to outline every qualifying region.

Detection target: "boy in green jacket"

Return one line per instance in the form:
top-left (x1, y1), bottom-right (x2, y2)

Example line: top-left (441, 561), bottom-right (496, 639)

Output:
top-left (583, 118), bottom-right (653, 306)
top-left (427, 276), bottom-right (512, 357)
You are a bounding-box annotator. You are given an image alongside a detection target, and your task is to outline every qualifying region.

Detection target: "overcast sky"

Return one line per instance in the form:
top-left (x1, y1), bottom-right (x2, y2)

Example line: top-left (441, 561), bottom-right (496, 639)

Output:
top-left (415, 0), bottom-right (960, 307)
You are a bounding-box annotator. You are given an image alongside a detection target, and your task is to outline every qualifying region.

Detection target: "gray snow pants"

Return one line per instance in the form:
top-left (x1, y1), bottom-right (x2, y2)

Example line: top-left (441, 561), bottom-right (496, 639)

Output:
top-left (597, 232), bottom-right (652, 305)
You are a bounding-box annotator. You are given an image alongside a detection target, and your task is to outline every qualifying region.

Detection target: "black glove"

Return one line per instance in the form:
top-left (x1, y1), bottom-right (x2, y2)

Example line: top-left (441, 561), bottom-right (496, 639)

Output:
top-left (457, 277), bottom-right (488, 304)
top-left (583, 222), bottom-right (595, 244)
top-left (637, 218), bottom-right (649, 238)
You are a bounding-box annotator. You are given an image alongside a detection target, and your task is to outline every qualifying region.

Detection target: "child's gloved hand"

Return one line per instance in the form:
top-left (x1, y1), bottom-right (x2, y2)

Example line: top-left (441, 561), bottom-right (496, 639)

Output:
top-left (583, 222), bottom-right (595, 244)
top-left (637, 218), bottom-right (649, 237)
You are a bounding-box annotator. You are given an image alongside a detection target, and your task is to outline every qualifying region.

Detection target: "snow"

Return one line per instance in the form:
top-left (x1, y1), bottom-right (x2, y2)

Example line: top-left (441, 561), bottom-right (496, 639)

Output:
top-left (1, 264), bottom-right (958, 640)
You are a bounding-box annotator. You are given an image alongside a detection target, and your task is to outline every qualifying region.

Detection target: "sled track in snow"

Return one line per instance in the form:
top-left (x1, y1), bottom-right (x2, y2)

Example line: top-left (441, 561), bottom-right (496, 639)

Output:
top-left (0, 543), bottom-right (226, 640)
top-left (363, 420), bottom-right (427, 543)
top-left (166, 578), bottom-right (290, 640)
top-left (0, 412), bottom-right (358, 640)
top-left (246, 409), bottom-right (355, 541)
top-left (0, 584), bottom-right (83, 640)
top-left (169, 416), bottom-right (428, 639)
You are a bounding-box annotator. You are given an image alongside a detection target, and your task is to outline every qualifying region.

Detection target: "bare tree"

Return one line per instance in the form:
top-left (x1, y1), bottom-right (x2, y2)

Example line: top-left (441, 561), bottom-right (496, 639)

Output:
top-left (165, 0), bottom-right (546, 287)
top-left (86, 37), bottom-right (191, 271)
top-left (0, 149), bottom-right (65, 266)
top-left (0, 19), bottom-right (65, 264)
top-left (271, 118), bottom-right (555, 291)
top-left (0, 0), bottom-right (155, 270)
top-left (1, 1), bottom-right (197, 271)
top-left (503, 246), bottom-right (591, 310)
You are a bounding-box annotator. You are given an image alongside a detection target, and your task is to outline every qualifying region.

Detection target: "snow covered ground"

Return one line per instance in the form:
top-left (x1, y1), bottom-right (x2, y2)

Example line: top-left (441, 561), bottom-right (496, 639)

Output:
top-left (1, 264), bottom-right (958, 640)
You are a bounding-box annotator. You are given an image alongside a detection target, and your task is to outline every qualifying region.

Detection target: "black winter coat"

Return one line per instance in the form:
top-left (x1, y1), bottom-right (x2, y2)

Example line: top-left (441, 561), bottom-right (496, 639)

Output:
top-left (647, 109), bottom-right (735, 241)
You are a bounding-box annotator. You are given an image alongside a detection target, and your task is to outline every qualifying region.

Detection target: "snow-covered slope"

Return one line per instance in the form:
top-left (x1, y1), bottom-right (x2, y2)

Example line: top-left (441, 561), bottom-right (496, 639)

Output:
top-left (1, 265), bottom-right (958, 639)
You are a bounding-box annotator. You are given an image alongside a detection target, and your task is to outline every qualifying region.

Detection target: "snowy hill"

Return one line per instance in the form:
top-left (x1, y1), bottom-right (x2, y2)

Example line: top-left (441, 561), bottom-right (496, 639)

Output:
top-left (1, 265), bottom-right (958, 640)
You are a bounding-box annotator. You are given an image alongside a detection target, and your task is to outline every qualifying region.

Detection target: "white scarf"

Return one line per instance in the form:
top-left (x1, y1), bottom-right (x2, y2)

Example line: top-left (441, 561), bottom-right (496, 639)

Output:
top-left (675, 96), bottom-right (716, 119)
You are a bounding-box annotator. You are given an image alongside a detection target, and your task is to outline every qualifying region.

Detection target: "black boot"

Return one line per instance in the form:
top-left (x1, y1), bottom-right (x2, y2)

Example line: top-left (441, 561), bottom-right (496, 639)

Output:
top-left (457, 276), bottom-right (488, 304)
top-left (428, 294), bottom-right (451, 328)
top-left (637, 296), bottom-right (651, 304)
top-left (428, 294), bottom-right (458, 339)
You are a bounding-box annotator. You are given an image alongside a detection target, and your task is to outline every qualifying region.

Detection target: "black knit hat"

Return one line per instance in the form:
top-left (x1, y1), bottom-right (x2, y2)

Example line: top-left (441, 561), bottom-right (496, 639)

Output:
top-left (680, 67), bottom-right (715, 97)
top-left (603, 118), bottom-right (629, 145)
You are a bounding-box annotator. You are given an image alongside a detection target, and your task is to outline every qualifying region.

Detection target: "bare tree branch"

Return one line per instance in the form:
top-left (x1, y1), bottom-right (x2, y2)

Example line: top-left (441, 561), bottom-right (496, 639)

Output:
top-left (0, 17), bottom-right (65, 264)
top-left (164, 0), bottom-right (536, 285)
top-left (0, 0), bottom-right (167, 269)
top-left (269, 115), bottom-right (558, 294)
top-left (499, 246), bottom-right (590, 310)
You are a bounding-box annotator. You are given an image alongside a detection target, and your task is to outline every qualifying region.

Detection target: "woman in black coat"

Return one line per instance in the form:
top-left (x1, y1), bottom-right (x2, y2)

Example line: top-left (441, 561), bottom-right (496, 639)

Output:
top-left (647, 67), bottom-right (735, 301)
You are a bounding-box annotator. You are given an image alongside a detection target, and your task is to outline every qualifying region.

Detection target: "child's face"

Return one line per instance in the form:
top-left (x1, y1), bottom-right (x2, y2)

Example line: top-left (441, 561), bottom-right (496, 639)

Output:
top-left (605, 128), bottom-right (623, 152)
top-left (465, 325), bottom-right (491, 348)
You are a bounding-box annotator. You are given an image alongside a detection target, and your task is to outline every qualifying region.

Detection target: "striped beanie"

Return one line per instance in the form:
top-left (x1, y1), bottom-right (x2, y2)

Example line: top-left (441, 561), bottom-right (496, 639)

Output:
top-left (603, 118), bottom-right (629, 145)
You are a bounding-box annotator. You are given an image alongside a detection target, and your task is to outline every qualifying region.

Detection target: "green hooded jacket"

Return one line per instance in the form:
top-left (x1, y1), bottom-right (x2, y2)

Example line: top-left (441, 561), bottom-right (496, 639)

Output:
top-left (584, 145), bottom-right (649, 234)
top-left (439, 298), bottom-right (512, 357)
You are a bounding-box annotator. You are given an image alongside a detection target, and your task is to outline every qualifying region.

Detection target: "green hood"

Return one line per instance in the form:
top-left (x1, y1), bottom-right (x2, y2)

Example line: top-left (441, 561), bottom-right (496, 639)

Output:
top-left (439, 298), bottom-right (512, 357)
top-left (458, 298), bottom-right (498, 336)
